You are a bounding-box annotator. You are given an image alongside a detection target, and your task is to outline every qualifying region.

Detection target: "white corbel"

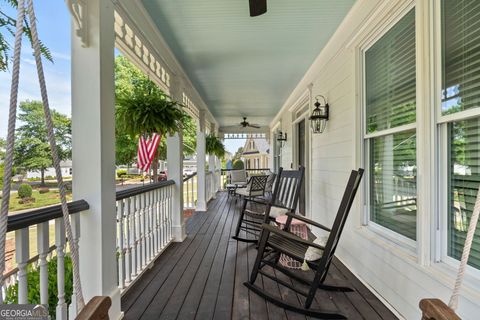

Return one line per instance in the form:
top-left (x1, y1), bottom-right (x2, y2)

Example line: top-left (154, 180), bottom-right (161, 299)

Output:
top-left (65, 0), bottom-right (88, 47)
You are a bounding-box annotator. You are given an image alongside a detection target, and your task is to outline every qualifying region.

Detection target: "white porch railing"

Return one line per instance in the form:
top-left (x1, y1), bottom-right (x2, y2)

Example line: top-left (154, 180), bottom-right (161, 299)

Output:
top-left (1, 200), bottom-right (89, 320)
top-left (115, 181), bottom-right (174, 292)
top-left (183, 172), bottom-right (197, 209)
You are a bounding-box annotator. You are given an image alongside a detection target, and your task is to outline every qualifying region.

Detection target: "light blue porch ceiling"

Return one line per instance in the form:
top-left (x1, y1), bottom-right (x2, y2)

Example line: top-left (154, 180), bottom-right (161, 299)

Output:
top-left (142, 0), bottom-right (355, 127)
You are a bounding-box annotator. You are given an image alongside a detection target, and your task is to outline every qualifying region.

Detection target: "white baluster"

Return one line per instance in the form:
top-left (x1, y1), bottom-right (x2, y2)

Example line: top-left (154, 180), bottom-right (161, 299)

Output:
top-left (149, 190), bottom-right (155, 260)
top-left (147, 191), bottom-right (152, 262)
top-left (135, 195), bottom-right (142, 275)
top-left (168, 186), bottom-right (173, 241)
top-left (37, 222), bottom-right (49, 305)
top-left (117, 200), bottom-right (125, 289)
top-left (160, 188), bottom-right (165, 248)
top-left (131, 196), bottom-right (137, 278)
top-left (141, 192), bottom-right (146, 268)
top-left (15, 228), bottom-right (29, 304)
top-left (145, 191), bottom-right (150, 263)
top-left (55, 218), bottom-right (67, 320)
top-left (69, 213), bottom-right (80, 319)
top-left (125, 197), bottom-right (132, 284)
top-left (152, 190), bottom-right (158, 256)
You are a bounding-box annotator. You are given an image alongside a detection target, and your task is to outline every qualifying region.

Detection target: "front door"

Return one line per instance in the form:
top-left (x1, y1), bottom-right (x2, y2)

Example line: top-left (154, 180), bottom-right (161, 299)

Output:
top-left (298, 119), bottom-right (306, 215)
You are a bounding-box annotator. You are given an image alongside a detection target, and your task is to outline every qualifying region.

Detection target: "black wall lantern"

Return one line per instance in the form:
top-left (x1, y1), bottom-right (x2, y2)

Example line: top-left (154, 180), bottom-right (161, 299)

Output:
top-left (277, 130), bottom-right (287, 146)
top-left (310, 95), bottom-right (329, 134)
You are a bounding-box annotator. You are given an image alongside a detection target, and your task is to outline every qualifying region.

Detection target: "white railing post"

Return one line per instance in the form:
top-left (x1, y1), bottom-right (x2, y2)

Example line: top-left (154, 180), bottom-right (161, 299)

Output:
top-left (71, 0), bottom-right (121, 317)
top-left (15, 228), bottom-right (29, 304)
top-left (167, 132), bottom-right (186, 241)
top-left (37, 222), bottom-right (49, 305)
top-left (55, 218), bottom-right (67, 320)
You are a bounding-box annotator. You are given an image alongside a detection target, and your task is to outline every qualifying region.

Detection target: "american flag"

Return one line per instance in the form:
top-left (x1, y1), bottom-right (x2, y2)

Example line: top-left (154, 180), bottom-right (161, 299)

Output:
top-left (137, 133), bottom-right (161, 172)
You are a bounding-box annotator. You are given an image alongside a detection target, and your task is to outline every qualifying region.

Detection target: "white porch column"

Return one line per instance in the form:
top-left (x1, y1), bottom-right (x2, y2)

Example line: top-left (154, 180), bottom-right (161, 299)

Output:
top-left (167, 133), bottom-right (186, 241)
top-left (71, 1), bottom-right (121, 318)
top-left (208, 155), bottom-right (216, 199)
top-left (196, 111), bottom-right (207, 211)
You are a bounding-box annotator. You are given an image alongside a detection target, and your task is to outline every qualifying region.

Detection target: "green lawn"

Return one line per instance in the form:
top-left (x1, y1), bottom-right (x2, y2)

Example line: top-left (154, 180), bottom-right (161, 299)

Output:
top-left (8, 190), bottom-right (73, 213)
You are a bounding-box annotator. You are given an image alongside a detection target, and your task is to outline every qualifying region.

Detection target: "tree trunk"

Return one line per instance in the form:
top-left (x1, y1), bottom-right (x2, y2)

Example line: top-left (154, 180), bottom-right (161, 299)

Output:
top-left (41, 168), bottom-right (45, 186)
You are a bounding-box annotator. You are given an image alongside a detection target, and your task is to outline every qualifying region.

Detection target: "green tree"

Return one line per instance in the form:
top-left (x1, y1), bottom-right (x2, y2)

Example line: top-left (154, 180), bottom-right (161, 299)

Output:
top-left (0, 137), bottom-right (5, 160)
top-left (13, 101), bottom-right (71, 185)
top-left (0, 0), bottom-right (52, 71)
top-left (233, 147), bottom-right (244, 161)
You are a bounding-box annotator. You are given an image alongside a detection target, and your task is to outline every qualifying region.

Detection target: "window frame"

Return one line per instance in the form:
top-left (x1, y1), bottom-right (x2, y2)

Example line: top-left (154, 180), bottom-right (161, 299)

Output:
top-left (360, 2), bottom-right (418, 252)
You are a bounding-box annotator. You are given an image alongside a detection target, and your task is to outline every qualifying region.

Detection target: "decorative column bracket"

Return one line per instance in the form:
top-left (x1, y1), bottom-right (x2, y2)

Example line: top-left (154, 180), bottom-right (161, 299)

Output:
top-left (65, 0), bottom-right (88, 47)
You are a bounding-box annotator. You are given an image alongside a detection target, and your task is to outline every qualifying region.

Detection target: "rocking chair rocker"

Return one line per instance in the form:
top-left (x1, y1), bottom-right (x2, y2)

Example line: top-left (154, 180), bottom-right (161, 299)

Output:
top-left (232, 167), bottom-right (304, 243)
top-left (245, 169), bottom-right (364, 319)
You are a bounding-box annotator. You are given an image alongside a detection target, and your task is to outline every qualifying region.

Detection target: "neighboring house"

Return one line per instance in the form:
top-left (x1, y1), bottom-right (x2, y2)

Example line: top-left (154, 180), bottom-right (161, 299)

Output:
top-left (242, 138), bottom-right (269, 169)
top-left (26, 160), bottom-right (73, 179)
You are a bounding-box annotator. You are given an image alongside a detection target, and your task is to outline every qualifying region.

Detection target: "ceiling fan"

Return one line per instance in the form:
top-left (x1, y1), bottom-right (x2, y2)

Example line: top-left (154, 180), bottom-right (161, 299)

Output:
top-left (239, 117), bottom-right (261, 129)
top-left (249, 0), bottom-right (267, 17)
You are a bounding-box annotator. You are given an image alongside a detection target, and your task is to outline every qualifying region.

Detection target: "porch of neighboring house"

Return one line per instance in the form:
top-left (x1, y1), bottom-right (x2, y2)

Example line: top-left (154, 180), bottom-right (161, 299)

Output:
top-left (121, 192), bottom-right (397, 320)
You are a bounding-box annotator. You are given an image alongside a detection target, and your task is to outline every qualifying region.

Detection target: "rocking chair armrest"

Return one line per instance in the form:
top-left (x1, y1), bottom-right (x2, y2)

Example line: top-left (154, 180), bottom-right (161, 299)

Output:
top-left (285, 212), bottom-right (331, 232)
top-left (261, 224), bottom-right (326, 251)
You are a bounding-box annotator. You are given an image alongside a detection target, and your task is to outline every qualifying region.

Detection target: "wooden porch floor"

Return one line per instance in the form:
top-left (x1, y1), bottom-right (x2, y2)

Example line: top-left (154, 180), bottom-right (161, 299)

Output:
top-left (121, 192), bottom-right (398, 320)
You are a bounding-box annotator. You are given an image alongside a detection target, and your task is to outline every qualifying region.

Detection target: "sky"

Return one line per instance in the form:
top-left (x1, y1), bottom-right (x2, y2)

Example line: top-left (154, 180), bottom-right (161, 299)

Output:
top-left (0, 1), bottom-right (247, 156)
top-left (0, 1), bottom-right (71, 138)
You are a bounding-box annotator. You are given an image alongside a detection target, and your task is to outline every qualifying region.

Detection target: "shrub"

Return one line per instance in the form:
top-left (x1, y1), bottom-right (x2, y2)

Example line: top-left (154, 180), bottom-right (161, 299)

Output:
top-left (4, 255), bottom-right (73, 319)
top-left (38, 187), bottom-right (50, 194)
top-left (17, 183), bottom-right (33, 199)
top-left (117, 169), bottom-right (127, 178)
top-left (233, 160), bottom-right (245, 170)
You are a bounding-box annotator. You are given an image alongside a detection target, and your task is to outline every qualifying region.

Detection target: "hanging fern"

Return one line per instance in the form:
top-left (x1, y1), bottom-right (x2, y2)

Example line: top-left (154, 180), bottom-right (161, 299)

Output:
top-left (206, 134), bottom-right (225, 159)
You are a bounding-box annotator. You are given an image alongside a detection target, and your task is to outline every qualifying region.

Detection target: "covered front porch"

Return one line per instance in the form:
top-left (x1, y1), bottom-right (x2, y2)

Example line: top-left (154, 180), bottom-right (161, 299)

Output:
top-left (121, 192), bottom-right (397, 320)
top-left (4, 0), bottom-right (480, 319)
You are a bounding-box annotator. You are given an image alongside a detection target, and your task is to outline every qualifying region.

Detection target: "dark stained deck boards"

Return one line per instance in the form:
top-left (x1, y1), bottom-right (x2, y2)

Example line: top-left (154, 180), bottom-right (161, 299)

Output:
top-left (122, 192), bottom-right (399, 320)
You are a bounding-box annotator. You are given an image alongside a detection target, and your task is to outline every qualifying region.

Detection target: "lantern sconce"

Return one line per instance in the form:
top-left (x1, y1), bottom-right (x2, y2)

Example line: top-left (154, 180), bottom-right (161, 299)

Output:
top-left (310, 95), bottom-right (329, 134)
top-left (277, 130), bottom-right (287, 147)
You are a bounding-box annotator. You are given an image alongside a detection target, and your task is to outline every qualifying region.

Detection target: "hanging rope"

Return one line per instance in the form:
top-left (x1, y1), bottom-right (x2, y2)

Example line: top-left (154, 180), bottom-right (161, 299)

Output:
top-left (25, 0), bottom-right (84, 310)
top-left (0, 0), bottom-right (84, 310)
top-left (0, 0), bottom-right (26, 303)
top-left (448, 186), bottom-right (480, 310)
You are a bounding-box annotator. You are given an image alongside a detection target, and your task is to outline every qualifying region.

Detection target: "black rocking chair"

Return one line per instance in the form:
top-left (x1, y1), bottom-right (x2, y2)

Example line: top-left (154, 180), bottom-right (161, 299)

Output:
top-left (234, 174), bottom-right (269, 203)
top-left (245, 168), bottom-right (364, 319)
top-left (232, 166), bottom-right (305, 243)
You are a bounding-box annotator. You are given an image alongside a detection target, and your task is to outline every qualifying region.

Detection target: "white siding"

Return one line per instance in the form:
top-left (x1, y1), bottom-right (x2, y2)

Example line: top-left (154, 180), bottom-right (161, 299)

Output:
top-left (271, 0), bottom-right (480, 319)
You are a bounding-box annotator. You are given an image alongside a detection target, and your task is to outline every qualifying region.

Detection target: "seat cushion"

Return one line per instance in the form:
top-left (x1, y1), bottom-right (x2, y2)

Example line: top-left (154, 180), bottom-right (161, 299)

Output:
top-left (304, 236), bottom-right (327, 261)
top-left (270, 206), bottom-right (289, 218)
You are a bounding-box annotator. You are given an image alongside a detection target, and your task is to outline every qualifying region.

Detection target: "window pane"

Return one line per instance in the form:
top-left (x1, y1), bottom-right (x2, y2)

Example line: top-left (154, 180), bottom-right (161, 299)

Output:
top-left (448, 118), bottom-right (480, 269)
top-left (442, 0), bottom-right (480, 115)
top-left (365, 9), bottom-right (416, 133)
top-left (370, 130), bottom-right (417, 240)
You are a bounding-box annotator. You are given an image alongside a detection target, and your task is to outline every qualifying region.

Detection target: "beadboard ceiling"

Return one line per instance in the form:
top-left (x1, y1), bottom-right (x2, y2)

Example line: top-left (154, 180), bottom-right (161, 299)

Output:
top-left (141, 0), bottom-right (355, 127)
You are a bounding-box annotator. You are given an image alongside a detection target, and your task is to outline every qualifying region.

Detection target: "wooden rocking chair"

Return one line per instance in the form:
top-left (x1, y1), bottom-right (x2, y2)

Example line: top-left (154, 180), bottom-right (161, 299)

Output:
top-left (232, 167), bottom-right (304, 243)
top-left (245, 169), bottom-right (364, 319)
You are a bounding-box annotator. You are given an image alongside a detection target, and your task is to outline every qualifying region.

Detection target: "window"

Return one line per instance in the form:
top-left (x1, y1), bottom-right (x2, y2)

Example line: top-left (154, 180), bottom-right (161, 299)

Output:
top-left (364, 9), bottom-right (417, 241)
top-left (441, 0), bottom-right (480, 269)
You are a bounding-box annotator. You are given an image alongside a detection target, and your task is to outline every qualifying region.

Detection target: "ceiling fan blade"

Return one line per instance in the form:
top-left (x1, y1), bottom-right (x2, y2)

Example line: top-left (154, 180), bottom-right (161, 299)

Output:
top-left (249, 0), bottom-right (267, 17)
top-left (248, 124), bottom-right (261, 129)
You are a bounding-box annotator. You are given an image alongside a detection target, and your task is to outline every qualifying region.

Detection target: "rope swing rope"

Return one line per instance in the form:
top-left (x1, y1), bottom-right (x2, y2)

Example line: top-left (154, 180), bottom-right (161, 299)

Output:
top-left (448, 186), bottom-right (480, 310)
top-left (0, 0), bottom-right (84, 311)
